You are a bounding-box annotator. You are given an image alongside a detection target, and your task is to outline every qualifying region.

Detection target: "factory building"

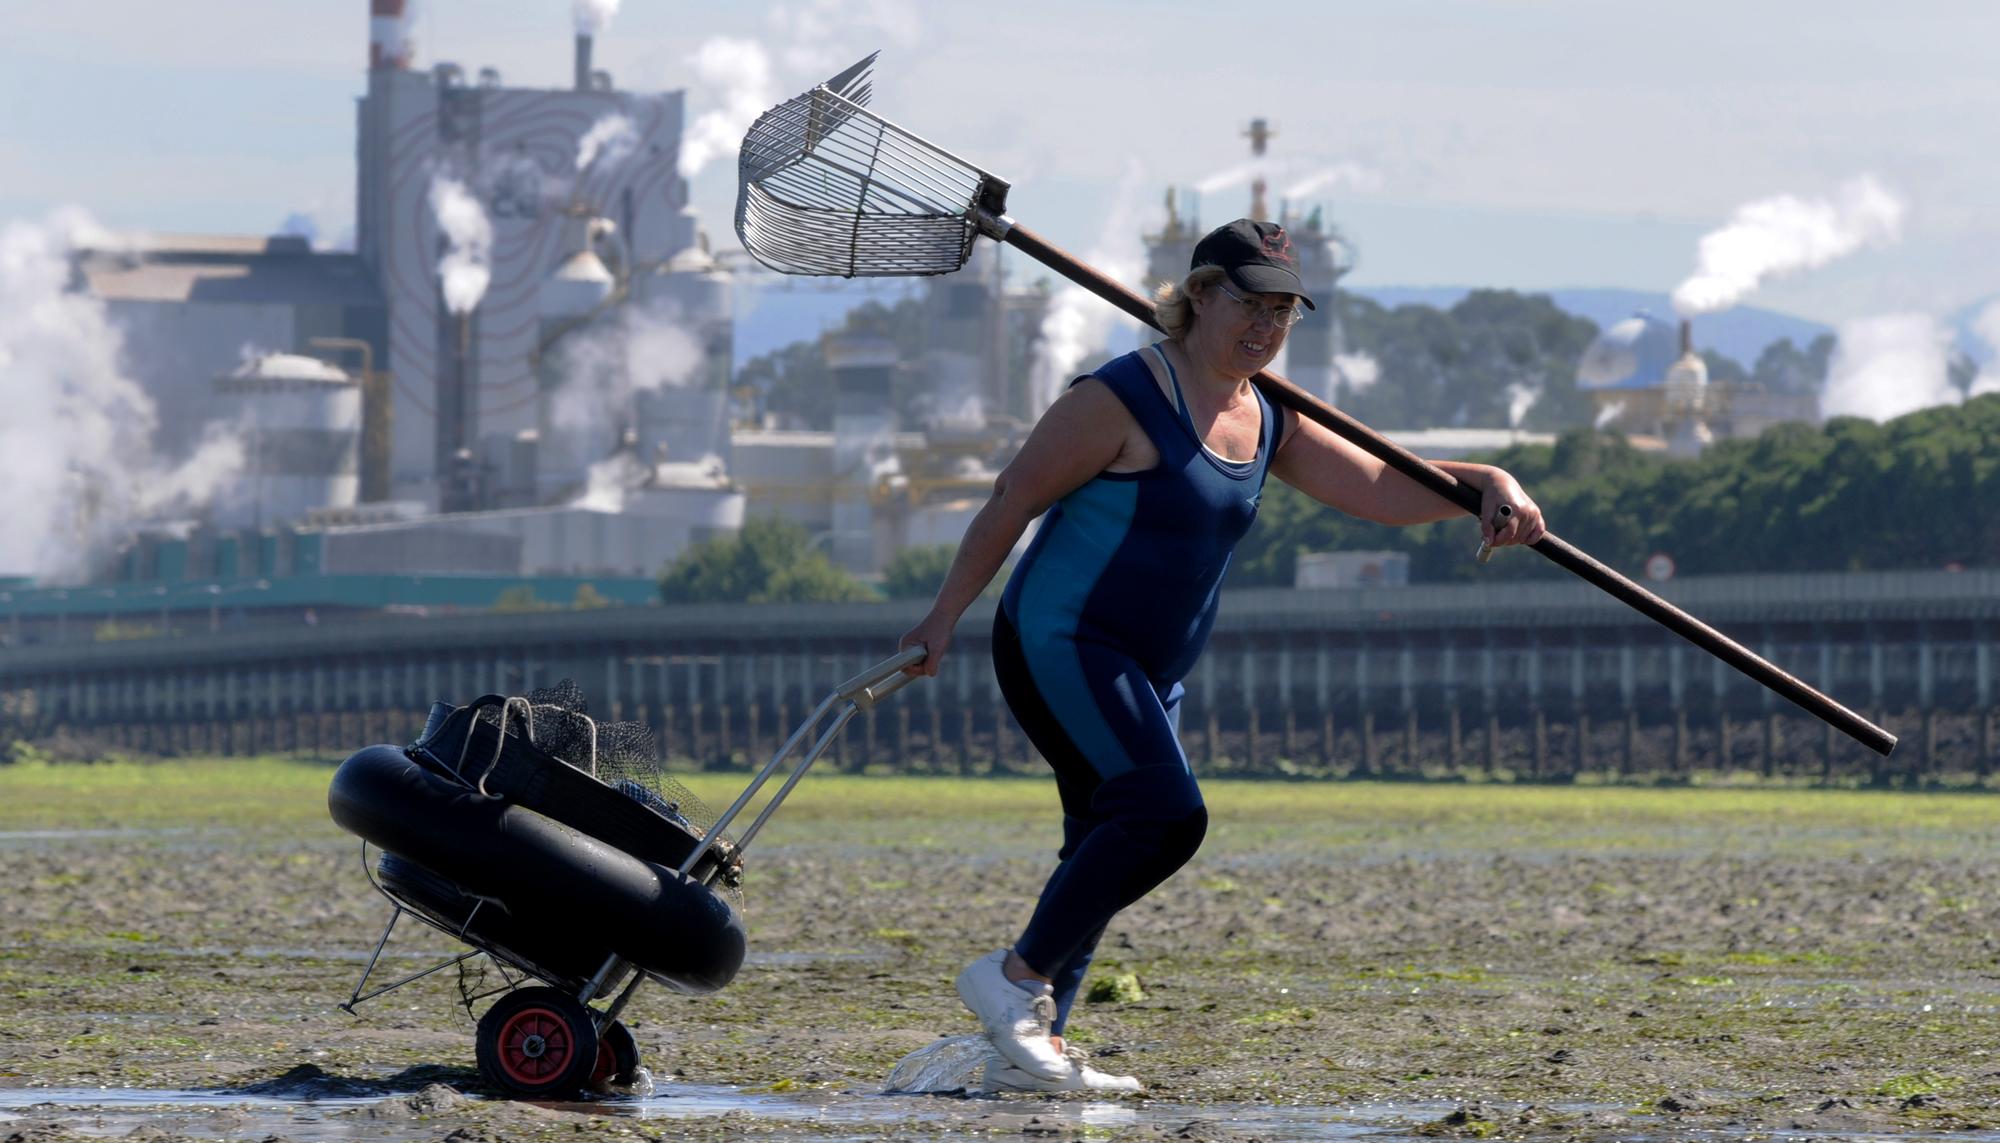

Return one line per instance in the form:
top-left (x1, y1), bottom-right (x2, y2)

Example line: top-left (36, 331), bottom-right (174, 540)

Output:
top-left (1578, 314), bottom-right (1820, 456)
top-left (74, 234), bottom-right (388, 487)
top-left (354, 0), bottom-right (719, 508)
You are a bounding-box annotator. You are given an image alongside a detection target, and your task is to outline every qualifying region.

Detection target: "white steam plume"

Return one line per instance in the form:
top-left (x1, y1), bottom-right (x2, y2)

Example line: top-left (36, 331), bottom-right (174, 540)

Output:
top-left (1820, 314), bottom-right (1958, 422)
top-left (428, 175), bottom-right (493, 314)
top-left (0, 210), bottom-right (246, 581)
top-left (1028, 160), bottom-right (1151, 415)
top-left (1333, 351), bottom-right (1380, 393)
top-left (1673, 176), bottom-right (1904, 317)
top-left (1504, 383), bottom-right (1538, 429)
top-left (1195, 160), bottom-right (1268, 195)
top-left (678, 2), bottom-right (924, 180)
top-left (573, 0), bottom-right (619, 34)
top-left (1971, 301), bottom-right (2000, 398)
top-left (576, 113), bottom-right (638, 171)
top-left (677, 39), bottom-right (775, 179)
top-left (552, 304), bottom-right (705, 434)
top-left (1283, 164), bottom-right (1383, 200)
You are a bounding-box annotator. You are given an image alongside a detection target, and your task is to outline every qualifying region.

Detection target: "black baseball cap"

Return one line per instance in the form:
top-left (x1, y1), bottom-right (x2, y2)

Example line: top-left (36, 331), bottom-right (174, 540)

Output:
top-left (1190, 218), bottom-right (1316, 310)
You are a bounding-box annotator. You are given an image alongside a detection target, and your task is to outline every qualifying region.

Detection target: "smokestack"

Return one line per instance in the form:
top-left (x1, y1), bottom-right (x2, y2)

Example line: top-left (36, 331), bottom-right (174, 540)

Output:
top-left (1679, 318), bottom-right (1693, 357)
top-left (574, 34), bottom-right (592, 91)
top-left (369, 0), bottom-right (412, 71)
top-left (1244, 118), bottom-right (1274, 223)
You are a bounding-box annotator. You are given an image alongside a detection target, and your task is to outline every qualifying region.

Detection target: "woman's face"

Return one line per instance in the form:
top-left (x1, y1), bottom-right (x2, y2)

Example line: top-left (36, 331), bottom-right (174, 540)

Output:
top-left (1191, 278), bottom-right (1301, 378)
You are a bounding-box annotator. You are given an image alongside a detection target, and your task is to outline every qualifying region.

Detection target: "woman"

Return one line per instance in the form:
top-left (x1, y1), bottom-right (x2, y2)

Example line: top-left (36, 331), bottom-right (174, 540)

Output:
top-left (897, 218), bottom-right (1547, 1093)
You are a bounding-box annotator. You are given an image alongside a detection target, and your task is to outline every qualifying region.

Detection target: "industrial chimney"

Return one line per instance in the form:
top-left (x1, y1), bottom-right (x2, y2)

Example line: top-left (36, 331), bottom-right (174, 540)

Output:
top-left (574, 34), bottom-right (592, 91)
top-left (369, 0), bottom-right (412, 71)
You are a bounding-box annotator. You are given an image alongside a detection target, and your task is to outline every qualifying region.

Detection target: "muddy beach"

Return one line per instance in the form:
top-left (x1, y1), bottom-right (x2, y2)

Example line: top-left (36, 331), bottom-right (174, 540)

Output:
top-left (5, 760), bottom-right (2000, 1141)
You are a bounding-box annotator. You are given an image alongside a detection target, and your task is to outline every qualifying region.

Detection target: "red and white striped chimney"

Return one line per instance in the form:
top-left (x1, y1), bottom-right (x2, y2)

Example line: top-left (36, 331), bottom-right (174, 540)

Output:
top-left (369, 0), bottom-right (413, 71)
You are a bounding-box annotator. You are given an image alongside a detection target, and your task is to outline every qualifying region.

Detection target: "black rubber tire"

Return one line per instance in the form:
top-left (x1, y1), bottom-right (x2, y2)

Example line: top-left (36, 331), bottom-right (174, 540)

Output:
top-left (476, 986), bottom-right (601, 1098)
top-left (589, 1019), bottom-right (642, 1092)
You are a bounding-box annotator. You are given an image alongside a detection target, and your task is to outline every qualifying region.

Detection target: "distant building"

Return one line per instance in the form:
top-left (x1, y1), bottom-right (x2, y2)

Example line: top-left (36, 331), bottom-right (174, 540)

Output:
top-left (1578, 313), bottom-right (1818, 456)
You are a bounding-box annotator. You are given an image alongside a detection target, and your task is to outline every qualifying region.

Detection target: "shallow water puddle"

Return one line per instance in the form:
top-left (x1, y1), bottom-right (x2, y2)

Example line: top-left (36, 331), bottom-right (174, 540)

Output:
top-left (0, 1083), bottom-right (1451, 1141)
top-left (14, 1085), bottom-right (2000, 1142)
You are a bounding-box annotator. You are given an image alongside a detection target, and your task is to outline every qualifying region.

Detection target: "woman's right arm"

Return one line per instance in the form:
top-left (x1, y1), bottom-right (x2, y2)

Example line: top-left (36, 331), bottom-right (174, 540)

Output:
top-left (897, 379), bottom-right (1134, 676)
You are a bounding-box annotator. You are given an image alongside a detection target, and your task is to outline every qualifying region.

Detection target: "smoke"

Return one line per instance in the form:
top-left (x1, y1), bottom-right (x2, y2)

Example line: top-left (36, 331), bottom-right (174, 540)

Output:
top-left (1593, 400), bottom-right (1626, 430)
top-left (573, 0), bottom-right (619, 34)
top-left (1333, 351), bottom-right (1380, 393)
top-left (1195, 158), bottom-right (1379, 202)
top-left (1971, 301), bottom-right (2000, 398)
top-left (428, 175), bottom-right (493, 314)
top-left (1195, 161), bottom-right (1268, 196)
top-left (551, 302), bottom-right (705, 434)
top-left (1282, 164), bottom-right (1383, 200)
top-left (677, 1), bottom-right (924, 179)
top-left (0, 209), bottom-right (245, 581)
top-left (576, 113), bottom-right (638, 171)
top-left (573, 451), bottom-right (649, 513)
top-left (1504, 383), bottom-right (1538, 429)
top-left (1027, 160), bottom-right (1152, 414)
top-left (677, 38), bottom-right (777, 179)
top-left (1673, 176), bottom-right (1905, 317)
top-left (1819, 313), bottom-right (1957, 421)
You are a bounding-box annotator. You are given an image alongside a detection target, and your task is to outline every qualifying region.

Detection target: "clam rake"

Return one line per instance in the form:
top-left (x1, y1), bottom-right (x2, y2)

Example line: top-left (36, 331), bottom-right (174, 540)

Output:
top-left (732, 54), bottom-right (1895, 757)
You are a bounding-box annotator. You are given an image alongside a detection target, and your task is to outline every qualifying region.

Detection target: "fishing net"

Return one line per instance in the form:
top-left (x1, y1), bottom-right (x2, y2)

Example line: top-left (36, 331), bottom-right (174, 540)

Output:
top-left (460, 680), bottom-right (742, 899)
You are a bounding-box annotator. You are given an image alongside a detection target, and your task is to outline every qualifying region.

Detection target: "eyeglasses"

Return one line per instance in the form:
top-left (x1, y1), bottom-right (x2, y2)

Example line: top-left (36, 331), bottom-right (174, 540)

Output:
top-left (1214, 283), bottom-right (1306, 329)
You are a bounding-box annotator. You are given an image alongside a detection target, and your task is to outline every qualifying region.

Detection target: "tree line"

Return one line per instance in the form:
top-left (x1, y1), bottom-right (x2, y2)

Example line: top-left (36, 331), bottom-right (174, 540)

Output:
top-left (662, 395), bottom-right (2000, 603)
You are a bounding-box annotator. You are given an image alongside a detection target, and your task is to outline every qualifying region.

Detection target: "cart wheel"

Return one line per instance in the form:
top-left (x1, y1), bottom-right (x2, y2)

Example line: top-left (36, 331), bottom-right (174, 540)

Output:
top-left (476, 987), bottom-right (601, 1098)
top-left (589, 1019), bottom-right (642, 1092)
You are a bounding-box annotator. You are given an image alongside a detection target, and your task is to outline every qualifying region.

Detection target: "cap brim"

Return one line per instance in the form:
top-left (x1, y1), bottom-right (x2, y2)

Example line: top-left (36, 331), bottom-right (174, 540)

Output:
top-left (1226, 265), bottom-right (1316, 310)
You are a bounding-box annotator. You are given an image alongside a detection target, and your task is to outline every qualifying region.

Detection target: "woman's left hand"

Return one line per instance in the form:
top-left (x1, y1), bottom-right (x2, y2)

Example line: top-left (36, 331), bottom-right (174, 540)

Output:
top-left (1480, 469), bottom-right (1546, 548)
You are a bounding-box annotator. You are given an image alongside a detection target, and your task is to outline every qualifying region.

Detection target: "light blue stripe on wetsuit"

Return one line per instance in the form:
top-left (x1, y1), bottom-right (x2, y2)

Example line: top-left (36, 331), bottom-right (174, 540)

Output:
top-left (1000, 346), bottom-right (1275, 781)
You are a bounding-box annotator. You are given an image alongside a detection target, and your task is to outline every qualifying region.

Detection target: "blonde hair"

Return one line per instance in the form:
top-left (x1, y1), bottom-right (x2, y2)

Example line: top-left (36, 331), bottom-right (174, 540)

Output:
top-left (1152, 266), bottom-right (1229, 341)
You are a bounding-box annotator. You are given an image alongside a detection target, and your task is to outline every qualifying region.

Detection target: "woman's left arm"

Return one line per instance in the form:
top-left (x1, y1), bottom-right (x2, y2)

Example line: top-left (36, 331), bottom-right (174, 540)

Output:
top-left (1268, 411), bottom-right (1547, 548)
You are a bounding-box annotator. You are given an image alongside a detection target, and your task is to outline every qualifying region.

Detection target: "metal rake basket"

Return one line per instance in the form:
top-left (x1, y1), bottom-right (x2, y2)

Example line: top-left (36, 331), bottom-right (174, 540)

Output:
top-left (734, 52), bottom-right (1009, 278)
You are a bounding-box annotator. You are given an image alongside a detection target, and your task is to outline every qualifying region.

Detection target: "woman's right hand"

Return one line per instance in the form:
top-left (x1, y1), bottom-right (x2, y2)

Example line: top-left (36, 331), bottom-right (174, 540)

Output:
top-left (897, 610), bottom-right (956, 677)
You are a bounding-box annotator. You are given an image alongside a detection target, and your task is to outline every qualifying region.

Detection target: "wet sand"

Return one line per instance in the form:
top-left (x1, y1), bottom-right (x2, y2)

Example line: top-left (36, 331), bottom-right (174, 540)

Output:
top-left (5, 763), bottom-right (2000, 1140)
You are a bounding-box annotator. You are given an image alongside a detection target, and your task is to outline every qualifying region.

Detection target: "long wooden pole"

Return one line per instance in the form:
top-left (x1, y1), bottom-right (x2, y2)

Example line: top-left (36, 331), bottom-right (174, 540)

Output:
top-left (999, 221), bottom-right (1895, 756)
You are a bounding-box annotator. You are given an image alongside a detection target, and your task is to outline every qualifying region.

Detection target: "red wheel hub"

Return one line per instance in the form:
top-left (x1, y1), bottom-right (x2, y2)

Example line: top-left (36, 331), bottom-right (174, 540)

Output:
top-left (494, 1007), bottom-right (577, 1085)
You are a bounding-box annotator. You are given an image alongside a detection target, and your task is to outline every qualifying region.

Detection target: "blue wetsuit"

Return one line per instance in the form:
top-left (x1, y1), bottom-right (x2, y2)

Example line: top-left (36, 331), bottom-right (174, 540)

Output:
top-left (992, 345), bottom-right (1276, 1034)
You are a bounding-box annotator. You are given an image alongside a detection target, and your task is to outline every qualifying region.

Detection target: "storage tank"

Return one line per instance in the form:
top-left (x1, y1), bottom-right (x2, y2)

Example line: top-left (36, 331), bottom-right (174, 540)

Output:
top-left (213, 353), bottom-right (362, 529)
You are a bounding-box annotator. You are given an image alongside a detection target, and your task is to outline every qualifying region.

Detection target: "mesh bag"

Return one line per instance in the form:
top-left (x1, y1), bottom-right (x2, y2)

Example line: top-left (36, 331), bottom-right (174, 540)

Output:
top-left (432, 681), bottom-right (742, 898)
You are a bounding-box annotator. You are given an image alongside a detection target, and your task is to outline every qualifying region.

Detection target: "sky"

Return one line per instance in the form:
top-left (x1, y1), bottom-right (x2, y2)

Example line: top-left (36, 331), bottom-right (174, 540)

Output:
top-left (4, 0), bottom-right (1997, 325)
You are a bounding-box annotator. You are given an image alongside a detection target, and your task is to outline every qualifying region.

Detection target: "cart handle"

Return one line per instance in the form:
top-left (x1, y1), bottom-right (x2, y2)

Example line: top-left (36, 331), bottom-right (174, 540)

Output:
top-left (836, 646), bottom-right (928, 709)
top-left (677, 646), bottom-right (929, 878)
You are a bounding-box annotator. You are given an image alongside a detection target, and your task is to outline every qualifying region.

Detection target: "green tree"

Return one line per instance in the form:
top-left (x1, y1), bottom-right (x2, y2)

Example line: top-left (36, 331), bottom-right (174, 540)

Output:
top-left (881, 544), bottom-right (958, 600)
top-left (1336, 289), bottom-right (1602, 431)
top-left (1232, 394), bottom-right (2000, 586)
top-left (659, 517), bottom-right (879, 604)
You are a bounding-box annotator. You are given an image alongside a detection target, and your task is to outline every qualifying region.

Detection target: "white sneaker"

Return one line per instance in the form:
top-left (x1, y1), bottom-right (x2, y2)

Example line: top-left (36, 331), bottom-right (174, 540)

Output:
top-left (954, 950), bottom-right (1073, 1083)
top-left (983, 1045), bottom-right (1142, 1094)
